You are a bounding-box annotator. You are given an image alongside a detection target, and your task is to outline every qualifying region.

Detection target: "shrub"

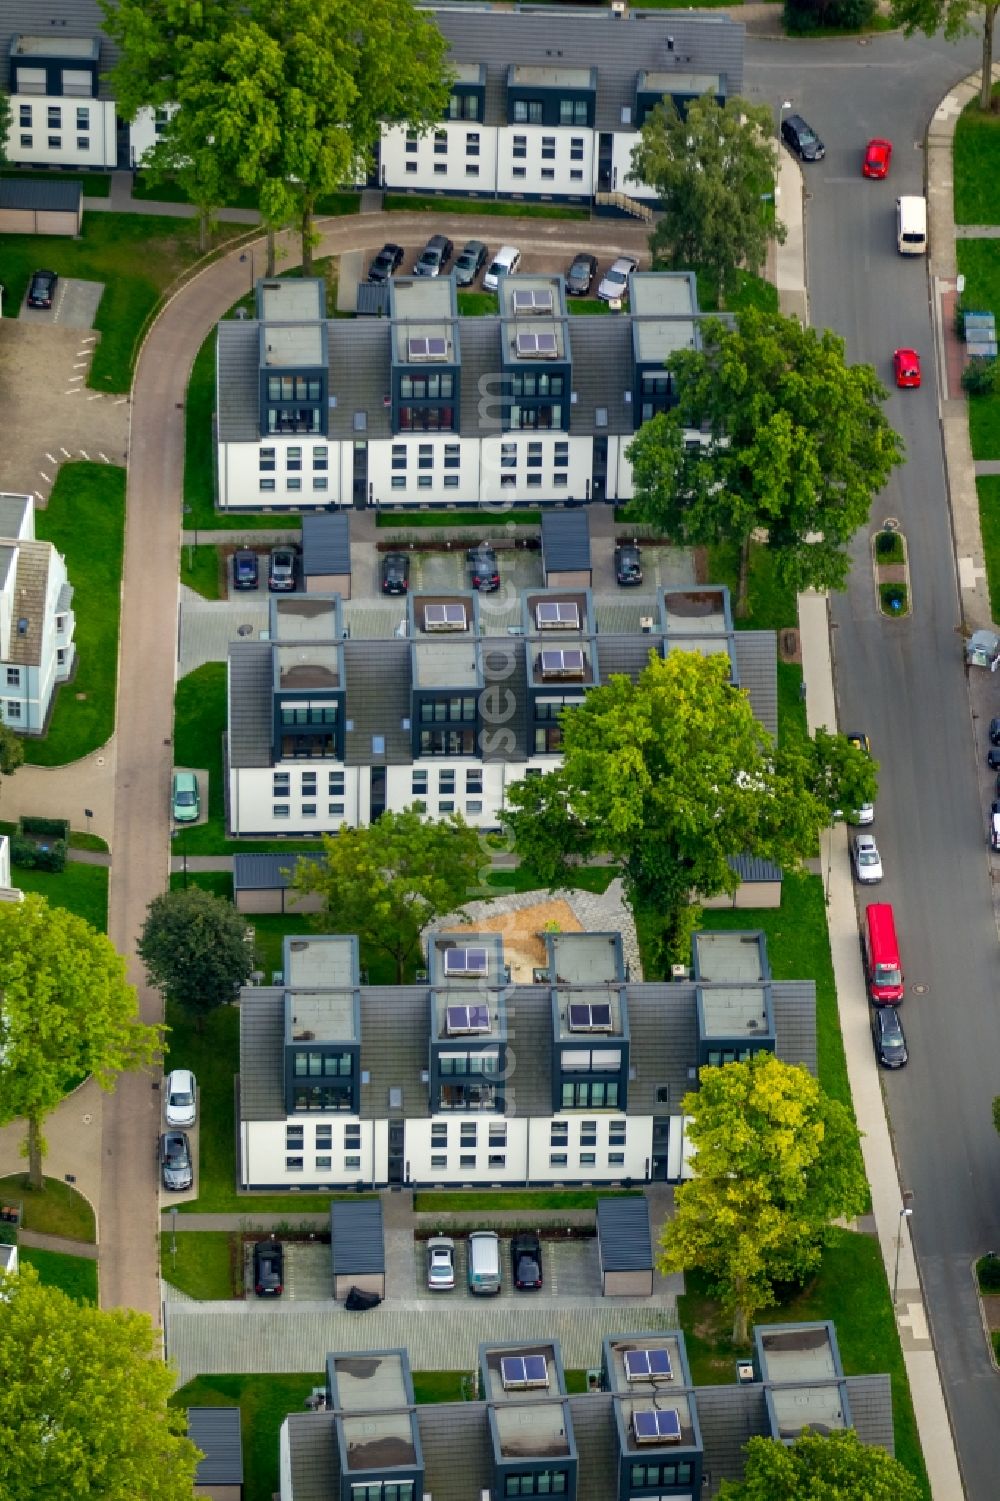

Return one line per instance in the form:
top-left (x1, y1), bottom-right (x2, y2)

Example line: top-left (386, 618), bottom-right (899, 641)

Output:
top-left (18, 816), bottom-right (70, 840)
top-left (875, 530), bottom-right (903, 563)
top-left (784, 0), bottom-right (875, 32)
top-left (11, 835), bottom-right (67, 872)
top-left (962, 357), bottom-right (998, 396)
top-left (879, 583), bottom-right (908, 616)
top-left (979, 1254), bottom-right (1000, 1292)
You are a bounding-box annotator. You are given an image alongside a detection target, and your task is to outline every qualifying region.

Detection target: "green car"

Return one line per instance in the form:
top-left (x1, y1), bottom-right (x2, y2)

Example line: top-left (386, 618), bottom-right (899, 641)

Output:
top-left (171, 770), bottom-right (200, 824)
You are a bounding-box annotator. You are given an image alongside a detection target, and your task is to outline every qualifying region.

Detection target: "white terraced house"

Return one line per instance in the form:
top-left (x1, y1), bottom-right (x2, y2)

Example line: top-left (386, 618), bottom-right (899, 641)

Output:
top-left (0, 494), bottom-right (76, 735)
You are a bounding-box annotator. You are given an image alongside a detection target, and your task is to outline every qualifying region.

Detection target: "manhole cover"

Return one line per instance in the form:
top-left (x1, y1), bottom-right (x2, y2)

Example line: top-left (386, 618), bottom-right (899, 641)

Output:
top-left (912, 983), bottom-right (928, 994)
top-left (96, 756), bottom-right (105, 766)
top-left (82, 1114), bottom-right (93, 1125)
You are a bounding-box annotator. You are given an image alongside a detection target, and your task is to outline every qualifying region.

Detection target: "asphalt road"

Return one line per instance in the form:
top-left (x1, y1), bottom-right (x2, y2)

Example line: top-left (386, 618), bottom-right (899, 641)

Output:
top-left (746, 27), bottom-right (995, 1500)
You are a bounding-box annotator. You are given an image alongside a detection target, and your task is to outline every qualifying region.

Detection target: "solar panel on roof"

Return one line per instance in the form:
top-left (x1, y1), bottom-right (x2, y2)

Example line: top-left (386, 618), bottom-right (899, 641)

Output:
top-left (536, 332), bottom-right (558, 354)
top-left (539, 648), bottom-right (586, 680)
top-left (501, 1354), bottom-right (549, 1390)
top-left (632, 1408), bottom-right (682, 1444)
top-left (648, 1348), bottom-right (673, 1378)
top-left (408, 336), bottom-right (427, 358)
top-left (568, 1002), bottom-right (614, 1033)
top-left (513, 287), bottom-right (554, 314)
top-left (427, 336), bottom-right (448, 356)
top-left (625, 1348), bottom-right (673, 1382)
top-left (536, 601), bottom-right (580, 630)
top-left (523, 1354), bottom-right (548, 1384)
top-left (424, 602), bottom-right (467, 632)
top-left (515, 329), bottom-right (559, 359)
top-left (446, 1003), bottom-right (491, 1035)
top-left (443, 946), bottom-right (488, 976)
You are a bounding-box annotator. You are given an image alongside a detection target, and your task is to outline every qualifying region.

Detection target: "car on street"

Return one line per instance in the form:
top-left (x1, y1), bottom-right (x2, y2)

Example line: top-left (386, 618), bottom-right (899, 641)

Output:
top-left (253, 1239), bottom-right (284, 1296)
top-left (468, 543), bottom-right (500, 592)
top-left (268, 545), bottom-right (298, 592)
top-left (852, 832), bottom-right (883, 884)
top-left (863, 137), bottom-right (893, 179)
top-left (27, 269), bottom-right (58, 309)
top-left (989, 746), bottom-right (1000, 771)
top-left (171, 770), bottom-right (200, 824)
top-left (565, 252), bottom-right (598, 296)
top-left (991, 801), bottom-right (1000, 852)
top-left (990, 717), bottom-right (1000, 746)
top-left (615, 542), bottom-right (643, 586)
top-left (414, 234), bottom-right (454, 277)
top-left (160, 1131), bottom-right (193, 1191)
top-left (893, 348), bottom-right (921, 388)
top-left (381, 552), bottom-right (410, 595)
top-left (512, 1232), bottom-right (543, 1290)
top-left (871, 1005), bottom-right (908, 1069)
top-left (368, 243), bottom-right (404, 283)
top-left (454, 240), bottom-right (489, 287)
top-left (781, 113), bottom-right (825, 162)
top-left (845, 731), bottom-right (875, 824)
top-left (597, 256), bottom-right (638, 303)
top-left (233, 548), bottom-right (259, 590)
top-left (426, 1236), bottom-right (456, 1291)
top-left (164, 1068), bottom-right (197, 1127)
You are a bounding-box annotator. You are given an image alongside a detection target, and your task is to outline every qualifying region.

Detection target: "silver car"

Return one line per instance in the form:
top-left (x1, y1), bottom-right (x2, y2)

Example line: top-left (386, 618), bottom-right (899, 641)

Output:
top-left (426, 1236), bottom-right (456, 1291)
top-left (597, 255), bottom-right (638, 303)
top-left (852, 832), bottom-right (883, 884)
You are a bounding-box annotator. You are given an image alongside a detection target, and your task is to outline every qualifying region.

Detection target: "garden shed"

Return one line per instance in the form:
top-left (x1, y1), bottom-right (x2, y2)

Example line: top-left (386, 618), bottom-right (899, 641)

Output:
top-left (301, 512), bottom-right (352, 597)
top-left (187, 1406), bottom-right (243, 1500)
top-left (541, 508), bottom-right (592, 588)
top-left (596, 1195), bottom-right (654, 1297)
top-left (330, 1199), bottom-right (385, 1301)
top-left (232, 853), bottom-right (325, 915)
top-left (701, 854), bottom-right (782, 910)
top-left (0, 177), bottom-right (82, 237)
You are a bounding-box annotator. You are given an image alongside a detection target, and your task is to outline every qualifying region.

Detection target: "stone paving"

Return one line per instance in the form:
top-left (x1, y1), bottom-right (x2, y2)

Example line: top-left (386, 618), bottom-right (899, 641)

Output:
top-left (178, 593), bottom-right (270, 676)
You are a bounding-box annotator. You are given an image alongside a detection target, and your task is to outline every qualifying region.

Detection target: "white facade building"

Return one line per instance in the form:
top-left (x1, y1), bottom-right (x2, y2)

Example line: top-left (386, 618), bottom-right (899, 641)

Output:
top-left (0, 495), bottom-right (76, 735)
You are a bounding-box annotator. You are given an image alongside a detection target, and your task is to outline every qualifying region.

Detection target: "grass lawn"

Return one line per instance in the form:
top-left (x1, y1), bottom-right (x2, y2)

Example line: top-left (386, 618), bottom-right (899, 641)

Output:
top-left (1, 168), bottom-right (111, 197)
top-left (20, 1247), bottom-right (99, 1302)
top-left (132, 175), bottom-right (360, 218)
top-left (412, 1371), bottom-right (469, 1402)
top-left (383, 194), bottom-right (588, 220)
top-left (677, 1229), bottom-right (929, 1498)
top-left (978, 477), bottom-right (1000, 622)
top-left (415, 1189), bottom-right (640, 1211)
top-left (161, 1231), bottom-right (235, 1299)
top-left (12, 861), bottom-right (109, 931)
top-left (696, 268), bottom-right (779, 316)
top-left (27, 462), bottom-right (124, 765)
top-left (181, 544), bottom-right (224, 599)
top-left (485, 864), bottom-right (617, 896)
top-left (705, 538), bottom-right (798, 635)
top-left (0, 1175), bottom-right (96, 1242)
top-left (956, 241), bottom-right (1000, 459)
top-left (567, 298), bottom-right (611, 316)
top-left (170, 1374), bottom-right (323, 1501)
top-left (953, 85), bottom-right (1000, 224)
top-left (457, 291), bottom-right (498, 317)
top-left (377, 510), bottom-right (542, 529)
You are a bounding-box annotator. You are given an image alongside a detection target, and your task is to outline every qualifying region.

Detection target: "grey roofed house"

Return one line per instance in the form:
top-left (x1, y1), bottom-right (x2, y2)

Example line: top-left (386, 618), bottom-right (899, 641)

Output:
top-left (186, 1407), bottom-right (243, 1497)
top-left (0, 1), bottom-right (120, 99)
top-left (0, 176), bottom-right (81, 213)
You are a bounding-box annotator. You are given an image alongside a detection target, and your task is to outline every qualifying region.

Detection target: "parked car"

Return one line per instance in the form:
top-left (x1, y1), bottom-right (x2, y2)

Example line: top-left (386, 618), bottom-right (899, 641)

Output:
top-left (27, 269), bottom-right (58, 309)
top-left (989, 747), bottom-right (1000, 771)
top-left (164, 1068), bottom-right (197, 1127)
top-left (991, 800), bottom-right (1000, 852)
top-left (893, 348), bottom-right (921, 389)
top-left (615, 542), bottom-right (643, 586)
top-left (990, 717), bottom-right (1000, 746)
top-left (852, 832), bottom-right (883, 884)
top-left (845, 732), bottom-right (874, 825)
top-left (171, 770), bottom-right (200, 824)
top-left (781, 113), bottom-right (825, 162)
top-left (597, 256), bottom-right (638, 303)
top-left (565, 252), bottom-right (598, 296)
top-left (468, 543), bottom-right (500, 592)
top-left (233, 548), bottom-right (259, 590)
top-left (454, 240), bottom-right (488, 287)
top-left (871, 1005), bottom-right (908, 1069)
top-left (862, 137), bottom-right (893, 179)
top-left (253, 1238), bottom-right (284, 1296)
top-left (381, 552), bottom-right (410, 595)
top-left (160, 1131), bottom-right (193, 1191)
top-left (512, 1232), bottom-right (543, 1291)
top-left (426, 1236), bottom-right (456, 1291)
top-left (368, 243), bottom-right (404, 283)
top-left (414, 234), bottom-right (454, 277)
top-left (483, 245), bottom-right (521, 292)
top-left (268, 545), bottom-right (298, 592)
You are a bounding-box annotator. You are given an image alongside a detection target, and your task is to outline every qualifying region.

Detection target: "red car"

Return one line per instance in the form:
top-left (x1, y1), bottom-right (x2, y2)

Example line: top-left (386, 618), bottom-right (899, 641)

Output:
top-left (893, 349), bottom-right (921, 388)
top-left (863, 138), bottom-right (893, 179)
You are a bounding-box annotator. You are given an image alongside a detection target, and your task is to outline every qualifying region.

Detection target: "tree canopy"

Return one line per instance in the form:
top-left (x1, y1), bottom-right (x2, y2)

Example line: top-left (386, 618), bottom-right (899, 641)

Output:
top-left (629, 94), bottom-right (784, 303)
top-left (505, 650), bottom-right (873, 960)
top-left (718, 1428), bottom-right (922, 1501)
top-left (0, 894), bottom-right (160, 1188)
top-left (0, 722), bottom-right (24, 781)
top-left (659, 1054), bottom-right (867, 1342)
top-left (0, 1264), bottom-right (201, 1501)
top-left (626, 307), bottom-right (904, 614)
top-left (0, 93), bottom-right (11, 168)
top-left (292, 807), bottom-right (483, 982)
top-left (890, 0), bottom-right (997, 112)
top-left (138, 886), bottom-right (256, 1030)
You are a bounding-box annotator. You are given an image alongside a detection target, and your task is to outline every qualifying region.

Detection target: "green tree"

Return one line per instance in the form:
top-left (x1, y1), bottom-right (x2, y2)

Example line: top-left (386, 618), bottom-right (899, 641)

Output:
top-left (890, 0), bottom-right (997, 113)
top-left (293, 807), bottom-right (482, 982)
top-left (138, 886), bottom-right (256, 1031)
top-left (0, 895), bottom-right (160, 1189)
top-left (803, 727), bottom-right (878, 823)
top-left (626, 308), bottom-right (904, 615)
top-left (0, 722), bottom-right (24, 785)
top-left (629, 94), bottom-right (784, 304)
top-left (718, 1428), bottom-right (922, 1501)
top-left (659, 1054), bottom-right (867, 1342)
top-left (0, 1264), bottom-right (201, 1500)
top-left (0, 92), bottom-right (11, 167)
top-left (992, 1094), bottom-right (1000, 1136)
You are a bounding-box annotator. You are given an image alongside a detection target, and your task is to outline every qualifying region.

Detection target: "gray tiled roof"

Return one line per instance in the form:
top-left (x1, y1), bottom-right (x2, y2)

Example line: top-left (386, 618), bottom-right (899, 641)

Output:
top-left (728, 853), bottom-right (782, 883)
top-left (734, 632), bottom-right (778, 740)
top-left (567, 1394), bottom-right (617, 1501)
top-left (227, 640), bottom-right (273, 769)
top-left (0, 494), bottom-right (31, 539)
top-left (596, 1195), bottom-right (652, 1271)
top-left (330, 1198), bottom-right (384, 1274)
top-left (343, 639), bottom-right (413, 766)
top-left (567, 317), bottom-right (635, 438)
top-left (542, 509), bottom-right (591, 573)
top-left (695, 1383), bottom-right (768, 1493)
top-left (771, 983), bottom-right (817, 1075)
top-left (359, 986), bottom-right (432, 1120)
top-left (0, 0), bottom-right (119, 98)
top-left (233, 852), bottom-right (323, 892)
top-left (329, 322), bottom-right (392, 442)
top-left (284, 1412), bottom-right (338, 1501)
top-left (302, 513), bottom-right (351, 577)
top-left (591, 634), bottom-right (658, 685)
top-left (417, 1402), bottom-right (493, 1501)
top-left (239, 989), bottom-right (286, 1121)
top-left (504, 984), bottom-right (554, 1118)
top-left (216, 324), bottom-right (257, 443)
top-left (186, 1407), bottom-right (243, 1486)
top-left (844, 1372), bottom-right (895, 1455)
top-left (482, 636), bottom-right (529, 762)
top-left (9, 541), bottom-right (55, 669)
top-left (626, 982), bottom-right (698, 1116)
top-left (0, 177), bottom-right (81, 212)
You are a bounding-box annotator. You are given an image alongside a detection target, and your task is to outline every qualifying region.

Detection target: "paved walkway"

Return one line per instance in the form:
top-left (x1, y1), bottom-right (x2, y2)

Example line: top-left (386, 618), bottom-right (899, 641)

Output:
top-left (19, 1228), bottom-right (100, 1260)
top-left (975, 460), bottom-right (1000, 477)
top-left (955, 225), bottom-right (1000, 239)
top-left (0, 742), bottom-right (117, 848)
top-left (0, 1076), bottom-right (105, 1242)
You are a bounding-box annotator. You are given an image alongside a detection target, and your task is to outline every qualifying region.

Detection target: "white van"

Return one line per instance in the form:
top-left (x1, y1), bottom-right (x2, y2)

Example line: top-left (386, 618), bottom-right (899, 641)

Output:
top-left (484, 245), bottom-right (521, 292)
top-left (896, 196), bottom-right (927, 256)
top-left (467, 1230), bottom-right (502, 1295)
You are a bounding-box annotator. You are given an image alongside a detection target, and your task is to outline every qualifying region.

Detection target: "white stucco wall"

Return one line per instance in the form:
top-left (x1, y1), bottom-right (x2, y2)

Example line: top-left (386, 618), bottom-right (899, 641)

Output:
top-left (6, 96), bottom-right (116, 169)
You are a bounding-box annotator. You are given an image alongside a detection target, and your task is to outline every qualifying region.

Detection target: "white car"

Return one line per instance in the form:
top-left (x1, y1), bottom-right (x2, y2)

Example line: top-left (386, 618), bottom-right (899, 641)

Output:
top-left (164, 1068), bottom-right (197, 1128)
top-left (852, 833), bottom-right (883, 884)
top-left (426, 1236), bottom-right (456, 1291)
top-left (597, 256), bottom-right (638, 303)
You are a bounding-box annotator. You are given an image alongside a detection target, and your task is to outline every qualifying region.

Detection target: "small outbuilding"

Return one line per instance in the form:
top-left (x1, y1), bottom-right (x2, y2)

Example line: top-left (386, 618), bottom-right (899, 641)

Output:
top-left (596, 1195), bottom-right (653, 1298)
top-left (0, 177), bottom-right (82, 237)
top-left (232, 853), bottom-right (325, 915)
top-left (301, 512), bottom-right (352, 597)
top-left (541, 508), bottom-right (592, 588)
top-left (700, 854), bottom-right (783, 911)
top-left (330, 1198), bottom-right (385, 1301)
top-left (187, 1406), bottom-right (243, 1500)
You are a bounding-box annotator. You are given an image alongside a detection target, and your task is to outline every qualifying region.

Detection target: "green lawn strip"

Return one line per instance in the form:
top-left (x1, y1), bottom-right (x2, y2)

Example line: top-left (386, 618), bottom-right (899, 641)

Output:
top-left (161, 1231), bottom-right (235, 1299)
top-left (170, 1374), bottom-right (323, 1501)
top-left (695, 268), bottom-right (779, 316)
top-left (26, 462), bottom-right (124, 766)
top-left (0, 1175), bottom-right (96, 1241)
top-left (414, 1189), bottom-right (640, 1211)
top-left (132, 176), bottom-right (359, 217)
top-left (705, 538), bottom-right (797, 634)
top-left (567, 298), bottom-right (611, 316)
top-left (383, 194), bottom-right (588, 221)
top-left (0, 168), bottom-right (111, 197)
top-left (412, 1372), bottom-right (469, 1402)
top-left (457, 291), bottom-right (498, 316)
top-left (67, 830), bottom-right (109, 853)
top-left (11, 862), bottom-right (109, 931)
top-left (164, 1000), bottom-right (240, 1210)
top-left (377, 510), bottom-right (542, 529)
top-left (677, 1230), bottom-right (929, 1499)
top-left (181, 544), bottom-right (224, 599)
top-left (956, 241), bottom-right (1000, 460)
top-left (485, 864), bottom-right (617, 895)
top-left (953, 85), bottom-right (1000, 224)
top-left (19, 1247), bottom-right (99, 1302)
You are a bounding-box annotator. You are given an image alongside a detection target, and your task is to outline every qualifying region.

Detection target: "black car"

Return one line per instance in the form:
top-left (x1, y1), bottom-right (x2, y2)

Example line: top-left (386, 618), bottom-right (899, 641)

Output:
top-left (381, 552), bottom-right (410, 595)
top-left (27, 269), bottom-right (58, 309)
top-left (159, 1131), bottom-right (193, 1191)
top-left (368, 243), bottom-right (404, 283)
top-left (468, 543), bottom-right (500, 592)
top-left (565, 252), bottom-right (598, 296)
top-left (253, 1239), bottom-right (284, 1296)
top-left (990, 747), bottom-right (1000, 771)
top-left (414, 235), bottom-right (454, 277)
top-left (268, 545), bottom-right (298, 593)
top-left (781, 113), bottom-right (825, 162)
top-left (233, 548), bottom-right (259, 590)
top-left (512, 1232), bottom-right (543, 1291)
top-left (990, 717), bottom-right (1000, 746)
top-left (615, 542), bottom-right (643, 586)
top-left (455, 240), bottom-right (488, 288)
top-left (871, 1006), bottom-right (908, 1069)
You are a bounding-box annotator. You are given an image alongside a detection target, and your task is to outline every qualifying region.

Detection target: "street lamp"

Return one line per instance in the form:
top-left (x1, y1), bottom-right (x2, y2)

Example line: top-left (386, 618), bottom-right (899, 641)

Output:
top-left (893, 1195), bottom-right (914, 1306)
top-left (778, 99), bottom-right (792, 143)
top-left (239, 249), bottom-right (256, 301)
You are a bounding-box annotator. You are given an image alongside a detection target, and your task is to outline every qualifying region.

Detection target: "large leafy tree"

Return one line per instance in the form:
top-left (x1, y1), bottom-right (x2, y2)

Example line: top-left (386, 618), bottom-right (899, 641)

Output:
top-left (0, 723), bottom-right (24, 785)
top-left (659, 1054), bottom-right (867, 1342)
top-left (0, 93), bottom-right (11, 168)
top-left (293, 807), bottom-right (482, 982)
top-left (718, 1429), bottom-right (922, 1501)
top-left (626, 308), bottom-right (904, 615)
top-left (890, 0), bottom-right (997, 113)
top-left (0, 895), bottom-right (160, 1188)
top-left (629, 94), bottom-right (784, 303)
top-left (505, 652), bottom-right (873, 960)
top-left (0, 1264), bottom-right (201, 1501)
top-left (138, 886), bottom-right (256, 1031)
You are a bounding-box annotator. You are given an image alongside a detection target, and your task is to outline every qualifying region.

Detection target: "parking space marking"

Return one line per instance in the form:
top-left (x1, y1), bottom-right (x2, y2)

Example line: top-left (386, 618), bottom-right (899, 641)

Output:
top-left (80, 335), bottom-right (96, 344)
top-left (33, 491), bottom-right (44, 502)
top-left (80, 450), bottom-right (90, 460)
top-left (40, 471), bottom-right (51, 485)
top-left (64, 388), bottom-right (79, 396)
top-left (98, 452), bottom-right (111, 464)
top-left (60, 447), bottom-right (72, 457)
top-left (114, 397), bottom-right (128, 406)
top-left (86, 394), bottom-right (103, 402)
top-left (73, 361), bottom-right (88, 369)
top-left (45, 452), bottom-right (57, 464)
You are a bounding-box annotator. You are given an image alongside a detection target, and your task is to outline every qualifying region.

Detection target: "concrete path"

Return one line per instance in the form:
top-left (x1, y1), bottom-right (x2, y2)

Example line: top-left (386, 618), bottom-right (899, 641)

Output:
top-left (955, 225), bottom-right (1000, 239)
top-left (974, 461), bottom-right (1000, 477)
top-left (68, 847), bottom-right (112, 866)
top-left (19, 1228), bottom-right (100, 1260)
top-left (0, 1076), bottom-right (104, 1243)
top-left (0, 743), bottom-right (117, 849)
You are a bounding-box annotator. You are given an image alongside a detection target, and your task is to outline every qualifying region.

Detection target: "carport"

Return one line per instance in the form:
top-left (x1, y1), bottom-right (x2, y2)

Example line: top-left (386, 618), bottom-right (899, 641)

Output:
top-left (0, 177), bottom-right (82, 237)
top-left (541, 509), bottom-right (592, 587)
top-left (330, 1198), bottom-right (385, 1301)
top-left (186, 1406), bottom-right (243, 1500)
top-left (301, 512), bottom-right (352, 596)
top-left (233, 852), bottom-right (325, 915)
top-left (701, 854), bottom-right (783, 911)
top-left (596, 1196), bottom-right (653, 1297)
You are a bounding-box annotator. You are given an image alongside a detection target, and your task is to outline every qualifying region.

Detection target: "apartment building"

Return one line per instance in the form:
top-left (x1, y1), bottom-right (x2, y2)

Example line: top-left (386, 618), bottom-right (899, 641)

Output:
top-left (0, 494), bottom-right (76, 734)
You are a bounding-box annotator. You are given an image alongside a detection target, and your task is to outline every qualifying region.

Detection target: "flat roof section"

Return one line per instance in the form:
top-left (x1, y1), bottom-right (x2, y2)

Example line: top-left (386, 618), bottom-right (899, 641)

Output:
top-left (262, 323), bottom-right (325, 368)
top-left (330, 1353), bottom-right (410, 1412)
top-left (634, 317), bottom-right (697, 366)
top-left (523, 590), bottom-right (591, 636)
top-left (757, 1324), bottom-right (840, 1384)
top-left (554, 986), bottom-right (626, 1041)
top-left (412, 639), bottom-right (480, 689)
top-left (691, 931), bottom-right (769, 984)
top-left (452, 61), bottom-right (485, 84)
top-left (699, 984), bottom-right (769, 1038)
top-left (392, 278), bottom-right (456, 322)
top-left (629, 272), bottom-right (698, 319)
top-left (494, 1402), bottom-right (573, 1460)
top-left (510, 63), bottom-right (595, 89)
top-left (770, 1383), bottom-right (849, 1439)
top-left (259, 278), bottom-right (325, 322)
top-left (619, 1392), bottom-right (698, 1452)
top-left (285, 936), bottom-right (358, 989)
top-left (13, 34), bottom-right (98, 58)
top-left (286, 990), bottom-right (359, 1045)
top-left (606, 1334), bottom-right (688, 1394)
top-left (483, 1343), bottom-right (562, 1403)
top-left (661, 586), bottom-right (731, 636)
top-left (547, 931), bottom-right (622, 985)
top-left (340, 1411), bottom-right (417, 1470)
top-left (638, 70), bottom-right (723, 95)
top-left (272, 595), bottom-right (339, 642)
top-left (275, 642), bottom-right (341, 690)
